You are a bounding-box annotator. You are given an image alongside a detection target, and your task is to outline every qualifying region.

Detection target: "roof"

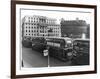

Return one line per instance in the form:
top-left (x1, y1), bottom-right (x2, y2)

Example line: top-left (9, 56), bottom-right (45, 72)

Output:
top-left (46, 37), bottom-right (72, 40)
top-left (73, 38), bottom-right (90, 41)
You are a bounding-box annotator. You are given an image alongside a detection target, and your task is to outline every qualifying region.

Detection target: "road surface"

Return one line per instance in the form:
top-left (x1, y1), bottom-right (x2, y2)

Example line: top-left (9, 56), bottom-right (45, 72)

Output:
top-left (22, 46), bottom-right (72, 68)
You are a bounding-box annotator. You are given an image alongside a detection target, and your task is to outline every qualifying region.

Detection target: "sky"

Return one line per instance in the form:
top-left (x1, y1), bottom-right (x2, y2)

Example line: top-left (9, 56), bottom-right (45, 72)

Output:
top-left (20, 5), bottom-right (93, 24)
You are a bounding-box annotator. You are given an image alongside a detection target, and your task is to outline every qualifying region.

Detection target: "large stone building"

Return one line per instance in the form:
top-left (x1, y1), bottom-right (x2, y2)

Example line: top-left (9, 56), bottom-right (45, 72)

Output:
top-left (60, 18), bottom-right (90, 38)
top-left (22, 15), bottom-right (61, 38)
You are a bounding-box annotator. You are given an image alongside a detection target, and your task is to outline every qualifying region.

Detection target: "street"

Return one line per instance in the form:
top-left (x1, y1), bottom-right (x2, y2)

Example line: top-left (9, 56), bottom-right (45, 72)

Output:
top-left (22, 46), bottom-right (72, 68)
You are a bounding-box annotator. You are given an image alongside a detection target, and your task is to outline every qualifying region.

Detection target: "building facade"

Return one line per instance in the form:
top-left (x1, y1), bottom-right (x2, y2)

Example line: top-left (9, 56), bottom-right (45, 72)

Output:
top-left (60, 18), bottom-right (90, 38)
top-left (22, 15), bottom-right (61, 38)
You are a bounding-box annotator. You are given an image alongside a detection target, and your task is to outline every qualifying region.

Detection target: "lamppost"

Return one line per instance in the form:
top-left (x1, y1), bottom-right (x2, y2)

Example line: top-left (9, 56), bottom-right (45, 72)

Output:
top-left (47, 28), bottom-right (53, 67)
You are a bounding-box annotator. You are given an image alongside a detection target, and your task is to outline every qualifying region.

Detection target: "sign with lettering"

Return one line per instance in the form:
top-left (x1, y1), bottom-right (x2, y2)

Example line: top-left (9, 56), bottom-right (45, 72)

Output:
top-left (47, 42), bottom-right (60, 47)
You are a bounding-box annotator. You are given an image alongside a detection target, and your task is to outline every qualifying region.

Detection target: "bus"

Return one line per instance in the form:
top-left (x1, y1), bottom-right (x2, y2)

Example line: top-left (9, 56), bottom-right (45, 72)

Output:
top-left (45, 37), bottom-right (73, 61)
top-left (31, 37), bottom-right (47, 52)
top-left (72, 38), bottom-right (90, 65)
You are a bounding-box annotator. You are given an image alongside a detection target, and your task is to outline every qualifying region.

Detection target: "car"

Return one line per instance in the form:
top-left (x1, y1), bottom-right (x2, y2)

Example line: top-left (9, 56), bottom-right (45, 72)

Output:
top-left (72, 38), bottom-right (90, 65)
top-left (22, 36), bottom-right (32, 48)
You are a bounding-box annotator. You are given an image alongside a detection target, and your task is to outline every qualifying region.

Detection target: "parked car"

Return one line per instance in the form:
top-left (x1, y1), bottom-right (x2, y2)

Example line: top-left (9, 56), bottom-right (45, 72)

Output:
top-left (72, 38), bottom-right (90, 65)
top-left (22, 36), bottom-right (32, 48)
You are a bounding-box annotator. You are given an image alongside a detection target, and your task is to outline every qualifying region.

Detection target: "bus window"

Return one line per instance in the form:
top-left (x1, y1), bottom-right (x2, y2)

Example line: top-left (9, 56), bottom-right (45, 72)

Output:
top-left (60, 40), bottom-right (65, 48)
top-left (53, 39), bottom-right (61, 47)
top-left (46, 38), bottom-right (54, 46)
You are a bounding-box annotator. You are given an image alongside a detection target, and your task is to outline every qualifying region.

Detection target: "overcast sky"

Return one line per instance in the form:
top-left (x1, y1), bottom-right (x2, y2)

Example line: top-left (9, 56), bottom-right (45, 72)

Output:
top-left (21, 8), bottom-right (92, 24)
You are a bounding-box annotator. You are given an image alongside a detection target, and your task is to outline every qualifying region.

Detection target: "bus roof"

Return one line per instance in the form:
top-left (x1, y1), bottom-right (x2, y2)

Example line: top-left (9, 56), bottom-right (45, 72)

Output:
top-left (46, 37), bottom-right (72, 40)
top-left (73, 38), bottom-right (90, 41)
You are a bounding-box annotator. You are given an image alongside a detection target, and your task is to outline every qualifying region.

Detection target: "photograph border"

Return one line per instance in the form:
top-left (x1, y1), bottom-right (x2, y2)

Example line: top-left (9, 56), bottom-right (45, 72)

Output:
top-left (11, 0), bottom-right (97, 79)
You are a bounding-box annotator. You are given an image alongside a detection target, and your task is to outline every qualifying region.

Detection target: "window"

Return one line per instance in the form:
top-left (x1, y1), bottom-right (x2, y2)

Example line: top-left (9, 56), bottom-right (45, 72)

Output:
top-left (29, 30), bottom-right (30, 32)
top-left (26, 30), bottom-right (27, 32)
top-left (37, 18), bottom-right (38, 22)
top-left (60, 40), bottom-right (65, 47)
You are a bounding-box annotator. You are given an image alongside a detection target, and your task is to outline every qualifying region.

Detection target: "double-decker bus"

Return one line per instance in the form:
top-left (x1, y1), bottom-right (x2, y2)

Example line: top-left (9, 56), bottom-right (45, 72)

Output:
top-left (45, 37), bottom-right (73, 61)
top-left (72, 38), bottom-right (90, 65)
top-left (31, 37), bottom-right (47, 52)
